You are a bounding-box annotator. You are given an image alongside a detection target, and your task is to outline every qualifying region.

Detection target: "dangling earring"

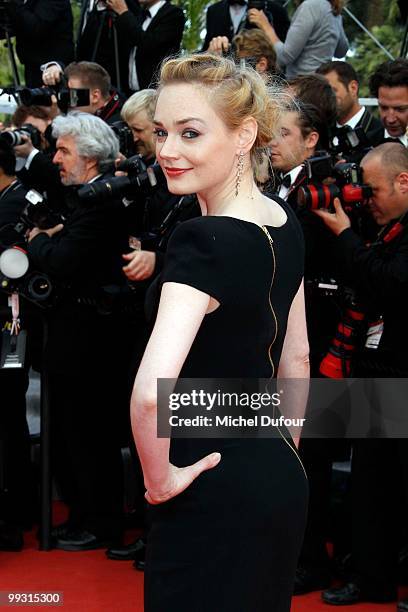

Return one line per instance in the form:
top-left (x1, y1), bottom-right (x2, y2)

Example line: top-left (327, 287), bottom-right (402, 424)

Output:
top-left (235, 151), bottom-right (244, 197)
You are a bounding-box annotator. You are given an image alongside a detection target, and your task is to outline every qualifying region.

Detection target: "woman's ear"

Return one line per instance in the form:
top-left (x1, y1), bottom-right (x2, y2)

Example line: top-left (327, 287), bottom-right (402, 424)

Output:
top-left (236, 116), bottom-right (258, 155)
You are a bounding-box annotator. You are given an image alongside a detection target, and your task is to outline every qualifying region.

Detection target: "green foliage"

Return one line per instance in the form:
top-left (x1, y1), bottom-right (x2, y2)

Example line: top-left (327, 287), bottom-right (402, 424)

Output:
top-left (0, 37), bottom-right (23, 87)
top-left (173, 0), bottom-right (217, 52)
top-left (348, 6), bottom-right (404, 97)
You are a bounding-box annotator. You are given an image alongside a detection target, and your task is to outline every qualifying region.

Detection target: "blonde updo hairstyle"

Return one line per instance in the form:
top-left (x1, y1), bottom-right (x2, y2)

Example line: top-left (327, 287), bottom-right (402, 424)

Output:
top-left (157, 53), bottom-right (289, 179)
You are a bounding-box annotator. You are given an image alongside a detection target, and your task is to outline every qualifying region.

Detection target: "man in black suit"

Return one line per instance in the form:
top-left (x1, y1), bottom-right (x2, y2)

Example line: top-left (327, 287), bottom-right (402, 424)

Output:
top-left (76, 0), bottom-right (139, 91)
top-left (106, 0), bottom-right (185, 92)
top-left (317, 61), bottom-right (384, 156)
top-left (26, 112), bottom-right (136, 551)
top-left (4, 0), bottom-right (74, 87)
top-left (203, 0), bottom-right (290, 51)
top-left (369, 58), bottom-right (408, 148)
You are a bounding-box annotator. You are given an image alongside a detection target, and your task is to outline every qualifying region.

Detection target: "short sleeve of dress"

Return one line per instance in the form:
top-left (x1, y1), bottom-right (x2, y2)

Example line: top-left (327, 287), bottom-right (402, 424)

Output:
top-left (162, 218), bottom-right (224, 303)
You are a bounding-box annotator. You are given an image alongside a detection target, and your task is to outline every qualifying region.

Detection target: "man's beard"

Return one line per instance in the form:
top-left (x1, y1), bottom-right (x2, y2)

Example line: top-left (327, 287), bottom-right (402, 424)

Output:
top-left (60, 158), bottom-right (88, 186)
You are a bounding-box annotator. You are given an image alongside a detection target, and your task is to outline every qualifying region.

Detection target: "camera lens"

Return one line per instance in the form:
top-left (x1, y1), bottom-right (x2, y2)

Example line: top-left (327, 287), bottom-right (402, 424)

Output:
top-left (26, 273), bottom-right (52, 301)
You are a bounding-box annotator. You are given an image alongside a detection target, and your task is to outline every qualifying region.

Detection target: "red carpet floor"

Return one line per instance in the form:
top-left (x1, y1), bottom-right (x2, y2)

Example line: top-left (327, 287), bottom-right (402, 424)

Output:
top-left (1, 505), bottom-right (405, 611)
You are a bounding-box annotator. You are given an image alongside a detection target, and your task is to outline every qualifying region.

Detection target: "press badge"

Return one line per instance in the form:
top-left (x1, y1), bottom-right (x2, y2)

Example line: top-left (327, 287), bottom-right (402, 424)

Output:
top-left (365, 318), bottom-right (384, 349)
top-left (0, 328), bottom-right (27, 369)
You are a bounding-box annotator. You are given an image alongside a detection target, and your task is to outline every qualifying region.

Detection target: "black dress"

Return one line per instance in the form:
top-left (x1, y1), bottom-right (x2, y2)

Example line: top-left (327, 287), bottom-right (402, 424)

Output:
top-left (145, 201), bottom-right (309, 612)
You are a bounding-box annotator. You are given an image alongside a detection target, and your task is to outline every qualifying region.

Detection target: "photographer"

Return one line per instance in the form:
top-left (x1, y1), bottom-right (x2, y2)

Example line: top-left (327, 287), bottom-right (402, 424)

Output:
top-left (42, 61), bottom-right (123, 124)
top-left (0, 141), bottom-right (35, 551)
top-left (317, 61), bottom-right (384, 156)
top-left (105, 0), bottom-right (185, 93)
top-left (26, 112), bottom-right (135, 551)
top-left (203, 1), bottom-right (290, 52)
top-left (315, 143), bottom-right (408, 606)
top-left (3, 0), bottom-right (74, 87)
top-left (16, 62), bottom-right (123, 206)
top-left (209, 28), bottom-right (279, 78)
top-left (76, 0), bottom-right (139, 91)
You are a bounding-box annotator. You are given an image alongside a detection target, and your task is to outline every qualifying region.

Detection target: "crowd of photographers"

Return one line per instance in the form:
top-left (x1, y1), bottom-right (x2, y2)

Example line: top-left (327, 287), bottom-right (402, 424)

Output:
top-left (1, 0), bottom-right (408, 608)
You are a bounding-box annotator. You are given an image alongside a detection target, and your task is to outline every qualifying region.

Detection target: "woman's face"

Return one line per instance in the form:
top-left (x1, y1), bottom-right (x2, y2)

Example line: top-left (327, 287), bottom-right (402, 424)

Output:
top-left (154, 83), bottom-right (239, 197)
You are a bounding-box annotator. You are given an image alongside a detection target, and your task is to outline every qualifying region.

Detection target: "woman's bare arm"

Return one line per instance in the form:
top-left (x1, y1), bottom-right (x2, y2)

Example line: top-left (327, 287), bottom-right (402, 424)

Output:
top-left (131, 282), bottom-right (221, 504)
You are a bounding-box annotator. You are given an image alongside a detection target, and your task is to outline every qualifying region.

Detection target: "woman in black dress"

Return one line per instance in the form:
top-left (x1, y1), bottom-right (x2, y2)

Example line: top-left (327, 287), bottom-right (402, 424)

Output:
top-left (131, 53), bottom-right (309, 612)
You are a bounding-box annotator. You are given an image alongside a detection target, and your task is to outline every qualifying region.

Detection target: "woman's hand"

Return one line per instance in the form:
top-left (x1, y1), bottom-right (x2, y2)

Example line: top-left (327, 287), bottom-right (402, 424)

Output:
top-left (145, 452), bottom-right (221, 505)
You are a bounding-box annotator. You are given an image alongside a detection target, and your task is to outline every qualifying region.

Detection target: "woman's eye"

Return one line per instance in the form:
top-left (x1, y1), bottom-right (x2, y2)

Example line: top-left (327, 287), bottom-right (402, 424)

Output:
top-left (183, 130), bottom-right (199, 139)
top-left (153, 129), bottom-right (167, 138)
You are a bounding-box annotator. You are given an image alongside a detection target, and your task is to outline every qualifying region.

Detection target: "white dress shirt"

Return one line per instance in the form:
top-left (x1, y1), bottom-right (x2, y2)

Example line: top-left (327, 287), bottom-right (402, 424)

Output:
top-left (278, 165), bottom-right (303, 200)
top-left (229, 2), bottom-right (247, 34)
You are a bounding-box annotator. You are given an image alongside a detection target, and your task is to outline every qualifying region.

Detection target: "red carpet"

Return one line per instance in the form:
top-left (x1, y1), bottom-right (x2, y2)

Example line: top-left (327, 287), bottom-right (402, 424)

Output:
top-left (1, 505), bottom-right (405, 611)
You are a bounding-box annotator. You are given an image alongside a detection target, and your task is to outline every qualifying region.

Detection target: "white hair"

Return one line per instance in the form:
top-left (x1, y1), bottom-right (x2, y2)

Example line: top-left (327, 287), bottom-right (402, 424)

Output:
top-left (52, 111), bottom-right (119, 172)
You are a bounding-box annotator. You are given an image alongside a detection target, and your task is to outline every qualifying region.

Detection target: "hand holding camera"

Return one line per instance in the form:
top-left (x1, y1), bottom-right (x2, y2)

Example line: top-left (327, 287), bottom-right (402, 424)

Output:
top-left (313, 197), bottom-right (351, 236)
top-left (208, 36), bottom-right (230, 56)
top-left (42, 64), bottom-right (63, 87)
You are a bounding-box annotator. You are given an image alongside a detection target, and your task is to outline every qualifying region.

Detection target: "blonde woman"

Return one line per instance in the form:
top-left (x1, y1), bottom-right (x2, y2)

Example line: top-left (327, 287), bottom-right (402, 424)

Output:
top-left (131, 54), bottom-right (309, 611)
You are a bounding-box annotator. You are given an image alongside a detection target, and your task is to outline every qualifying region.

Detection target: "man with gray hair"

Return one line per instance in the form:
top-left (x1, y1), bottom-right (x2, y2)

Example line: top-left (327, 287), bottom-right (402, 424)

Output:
top-left (52, 111), bottom-right (119, 186)
top-left (26, 111), bottom-right (135, 552)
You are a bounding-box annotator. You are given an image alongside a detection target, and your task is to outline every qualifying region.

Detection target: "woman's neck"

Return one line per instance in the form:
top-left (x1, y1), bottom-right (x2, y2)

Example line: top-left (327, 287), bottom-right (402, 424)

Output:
top-left (197, 170), bottom-right (261, 218)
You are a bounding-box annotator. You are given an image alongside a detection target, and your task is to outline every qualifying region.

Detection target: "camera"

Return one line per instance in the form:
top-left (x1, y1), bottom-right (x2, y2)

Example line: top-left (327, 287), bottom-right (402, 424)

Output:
top-left (110, 121), bottom-right (134, 158)
top-left (247, 1), bottom-right (267, 10)
top-left (246, 1), bottom-right (272, 30)
top-left (0, 190), bottom-right (60, 305)
top-left (332, 125), bottom-right (372, 163)
top-left (297, 152), bottom-right (373, 213)
top-left (16, 76), bottom-right (90, 114)
top-left (77, 155), bottom-right (163, 204)
top-left (0, 123), bottom-right (42, 149)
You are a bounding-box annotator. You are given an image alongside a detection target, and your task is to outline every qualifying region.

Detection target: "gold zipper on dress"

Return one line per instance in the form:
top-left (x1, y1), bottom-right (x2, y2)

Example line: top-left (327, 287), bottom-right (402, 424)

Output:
top-left (261, 225), bottom-right (307, 480)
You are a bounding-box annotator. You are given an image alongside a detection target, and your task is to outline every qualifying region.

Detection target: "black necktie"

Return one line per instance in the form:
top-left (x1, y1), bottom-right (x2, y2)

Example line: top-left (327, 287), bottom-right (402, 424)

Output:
top-left (141, 8), bottom-right (151, 22)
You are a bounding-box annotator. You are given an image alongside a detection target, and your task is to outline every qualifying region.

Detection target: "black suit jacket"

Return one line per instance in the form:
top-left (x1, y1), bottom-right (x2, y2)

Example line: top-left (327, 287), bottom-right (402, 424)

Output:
top-left (115, 1), bottom-right (185, 91)
top-left (0, 180), bottom-right (28, 228)
top-left (356, 108), bottom-right (384, 148)
top-left (76, 0), bottom-right (140, 91)
top-left (203, 0), bottom-right (290, 50)
top-left (7, 0), bottom-right (74, 84)
top-left (27, 175), bottom-right (129, 292)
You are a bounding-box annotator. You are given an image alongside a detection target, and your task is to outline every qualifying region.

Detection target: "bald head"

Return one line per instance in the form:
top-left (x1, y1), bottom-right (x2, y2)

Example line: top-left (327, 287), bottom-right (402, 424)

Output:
top-left (361, 143), bottom-right (408, 225)
top-left (361, 143), bottom-right (408, 181)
